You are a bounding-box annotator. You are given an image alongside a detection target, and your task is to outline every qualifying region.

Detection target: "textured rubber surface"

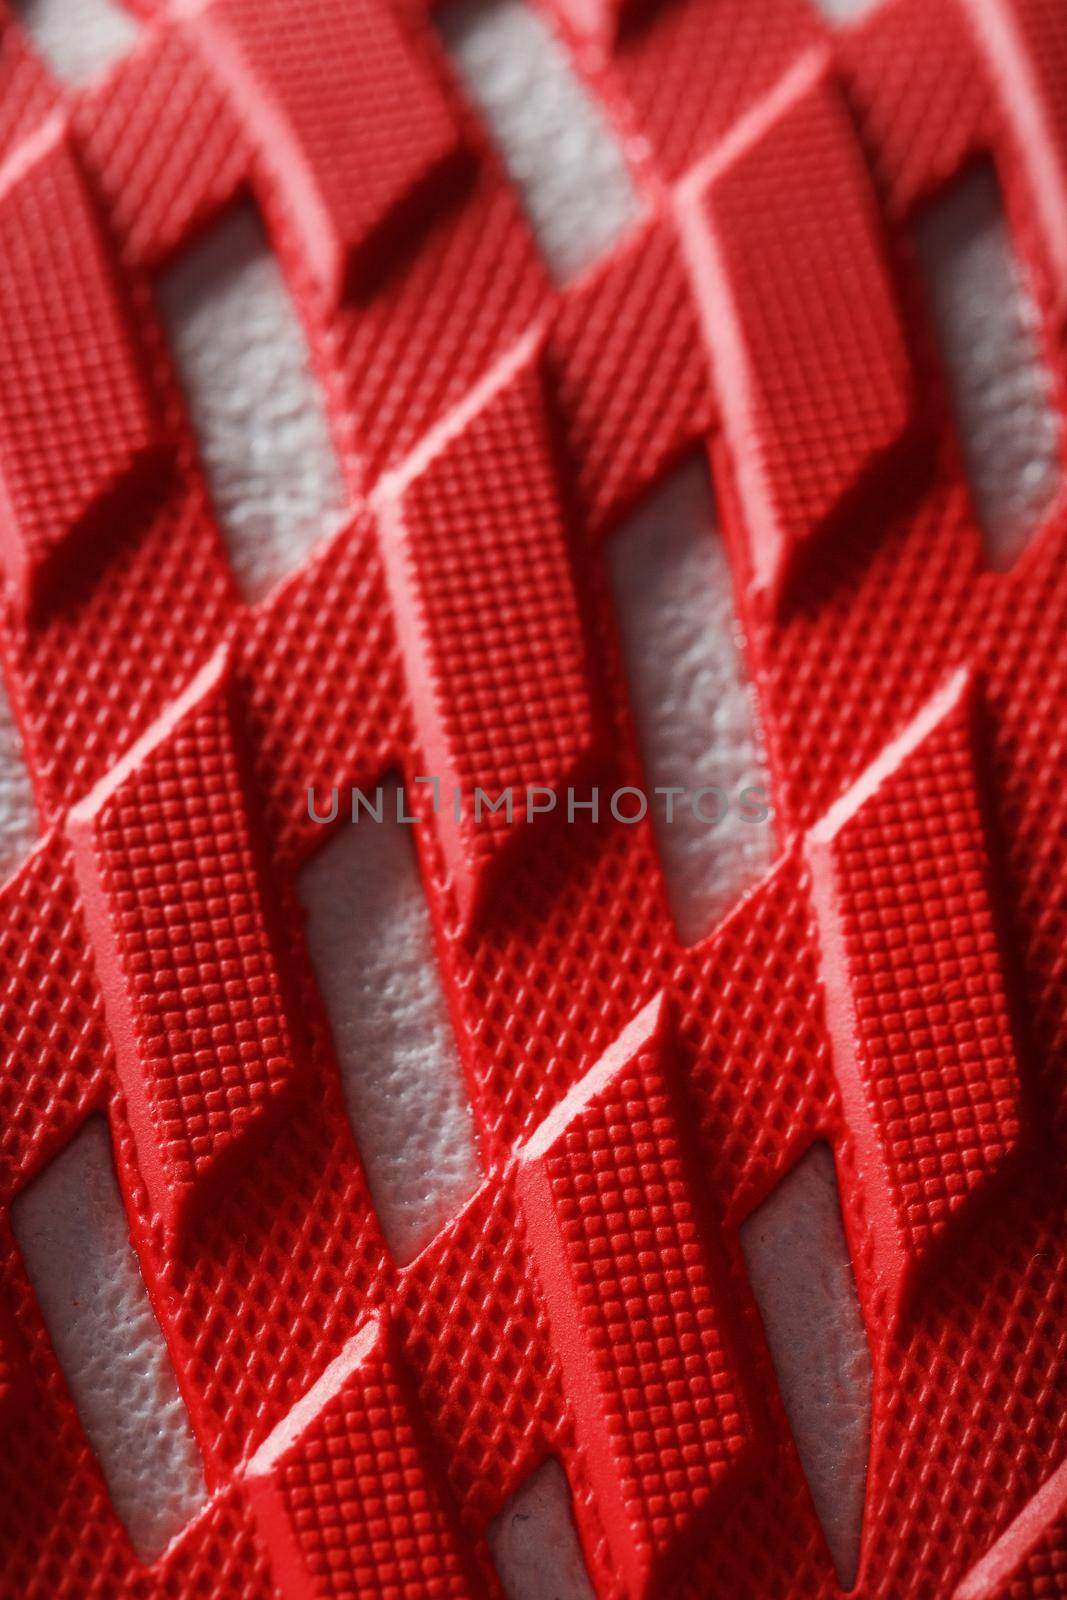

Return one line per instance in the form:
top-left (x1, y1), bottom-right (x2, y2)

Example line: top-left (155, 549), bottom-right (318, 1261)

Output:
top-left (0, 0), bottom-right (1064, 1597)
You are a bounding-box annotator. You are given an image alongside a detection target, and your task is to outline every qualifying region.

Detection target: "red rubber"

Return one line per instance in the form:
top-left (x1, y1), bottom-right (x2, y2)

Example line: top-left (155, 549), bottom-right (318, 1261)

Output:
top-left (0, 0), bottom-right (1064, 1596)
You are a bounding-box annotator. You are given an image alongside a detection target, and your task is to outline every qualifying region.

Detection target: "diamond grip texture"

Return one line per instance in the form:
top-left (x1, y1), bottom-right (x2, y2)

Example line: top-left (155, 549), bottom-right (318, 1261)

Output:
top-left (0, 2), bottom-right (1063, 1600)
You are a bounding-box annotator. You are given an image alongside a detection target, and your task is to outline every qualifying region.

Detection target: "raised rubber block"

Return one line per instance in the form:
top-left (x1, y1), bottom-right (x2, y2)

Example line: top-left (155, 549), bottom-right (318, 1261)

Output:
top-left (0, 116), bottom-right (160, 613)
